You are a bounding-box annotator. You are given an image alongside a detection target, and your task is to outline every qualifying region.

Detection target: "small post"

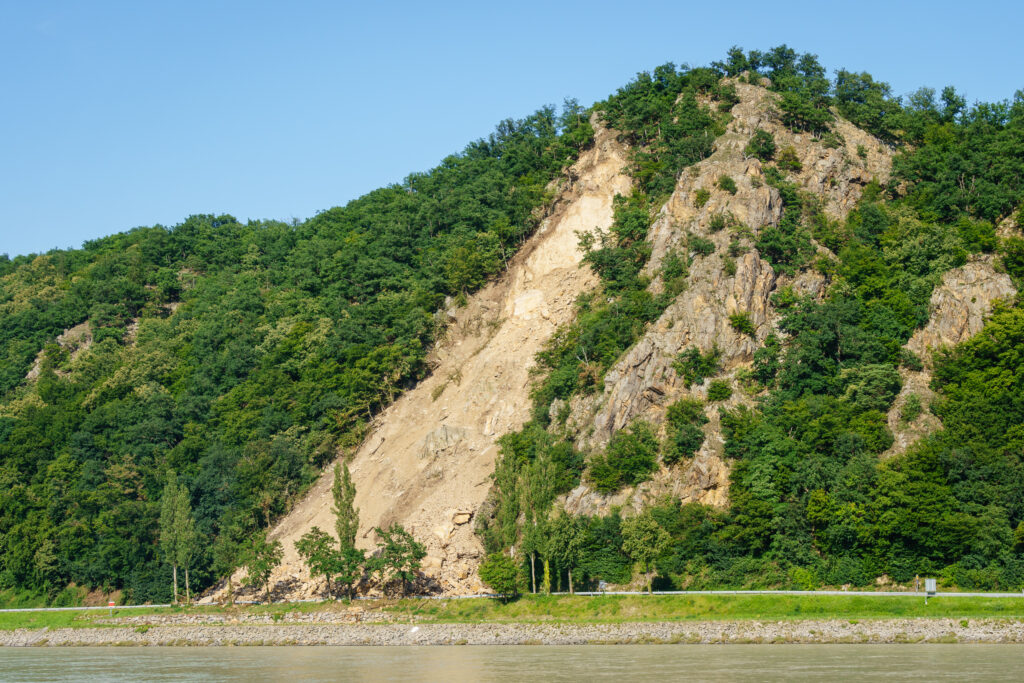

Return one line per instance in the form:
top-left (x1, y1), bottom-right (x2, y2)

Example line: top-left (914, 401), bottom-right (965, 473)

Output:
top-left (108, 600), bottom-right (115, 617)
top-left (924, 578), bottom-right (936, 605)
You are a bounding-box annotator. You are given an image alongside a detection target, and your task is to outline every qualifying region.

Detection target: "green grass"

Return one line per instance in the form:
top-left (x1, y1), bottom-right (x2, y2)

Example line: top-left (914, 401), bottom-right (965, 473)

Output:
top-left (4, 594), bottom-right (1024, 630)
top-left (381, 594), bottom-right (1024, 624)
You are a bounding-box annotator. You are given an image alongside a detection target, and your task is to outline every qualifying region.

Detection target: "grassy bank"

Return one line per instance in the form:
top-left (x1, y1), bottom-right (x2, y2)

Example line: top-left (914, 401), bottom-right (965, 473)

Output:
top-left (4, 593), bottom-right (1024, 631)
top-left (386, 594), bottom-right (1024, 624)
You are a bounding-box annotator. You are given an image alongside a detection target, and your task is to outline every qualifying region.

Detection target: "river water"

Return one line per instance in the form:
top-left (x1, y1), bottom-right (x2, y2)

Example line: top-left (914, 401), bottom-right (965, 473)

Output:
top-left (1, 644), bottom-right (1023, 681)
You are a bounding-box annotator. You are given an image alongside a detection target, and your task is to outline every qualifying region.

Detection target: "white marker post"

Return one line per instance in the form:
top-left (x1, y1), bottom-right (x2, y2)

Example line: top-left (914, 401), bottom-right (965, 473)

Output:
top-left (108, 600), bottom-right (115, 617)
top-left (924, 578), bottom-right (936, 605)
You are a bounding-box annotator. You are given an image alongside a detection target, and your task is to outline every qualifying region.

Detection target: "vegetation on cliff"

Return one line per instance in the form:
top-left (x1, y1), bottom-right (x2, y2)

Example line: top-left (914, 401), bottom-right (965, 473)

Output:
top-left (0, 103), bottom-right (592, 602)
top-left (3, 45), bottom-right (1023, 604)
top-left (480, 46), bottom-right (1024, 594)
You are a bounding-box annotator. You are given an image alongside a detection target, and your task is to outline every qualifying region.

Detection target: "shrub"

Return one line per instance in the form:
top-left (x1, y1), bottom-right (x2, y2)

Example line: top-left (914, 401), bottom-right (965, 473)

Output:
top-left (856, 144), bottom-right (868, 160)
top-left (776, 146), bottom-right (802, 172)
top-left (715, 83), bottom-right (740, 112)
top-left (479, 553), bottom-right (521, 601)
top-left (661, 249), bottom-right (689, 298)
top-left (729, 311), bottom-right (755, 336)
top-left (744, 130), bottom-right (776, 161)
top-left (673, 346), bottom-right (721, 388)
top-left (694, 188), bottom-right (711, 208)
top-left (588, 422), bottom-right (660, 493)
top-left (722, 256), bottom-right (737, 276)
top-left (819, 131), bottom-right (845, 149)
top-left (900, 349), bottom-right (924, 372)
top-left (709, 213), bottom-right (728, 233)
top-left (1002, 236), bottom-right (1024, 281)
top-left (663, 399), bottom-right (708, 464)
top-left (689, 234), bottom-right (715, 257)
top-left (901, 393), bottom-right (923, 423)
top-left (717, 175), bottom-right (738, 194)
top-left (706, 380), bottom-right (733, 402)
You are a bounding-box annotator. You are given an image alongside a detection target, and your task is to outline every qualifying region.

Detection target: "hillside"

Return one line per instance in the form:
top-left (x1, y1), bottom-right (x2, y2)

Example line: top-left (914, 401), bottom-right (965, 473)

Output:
top-left (2, 46), bottom-right (1024, 603)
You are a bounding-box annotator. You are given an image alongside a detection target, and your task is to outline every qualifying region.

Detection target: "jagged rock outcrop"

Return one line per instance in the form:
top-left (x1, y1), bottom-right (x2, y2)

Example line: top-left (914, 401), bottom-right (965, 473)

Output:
top-left (884, 256), bottom-right (1016, 457)
top-left (561, 81), bottom-right (894, 515)
top-left (904, 256), bottom-right (1016, 361)
top-left (207, 119), bottom-right (633, 601)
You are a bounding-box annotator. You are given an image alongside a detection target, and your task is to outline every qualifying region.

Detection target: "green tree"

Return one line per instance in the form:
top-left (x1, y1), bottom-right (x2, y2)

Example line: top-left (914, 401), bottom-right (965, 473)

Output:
top-left (242, 532), bottom-right (283, 603)
top-left (173, 485), bottom-right (198, 604)
top-left (548, 512), bottom-right (585, 593)
top-left (478, 553), bottom-right (521, 602)
top-left (370, 523), bottom-right (426, 596)
top-left (295, 526), bottom-right (338, 594)
top-left (332, 463), bottom-right (359, 549)
top-left (621, 512), bottom-right (670, 593)
top-left (159, 472), bottom-right (196, 604)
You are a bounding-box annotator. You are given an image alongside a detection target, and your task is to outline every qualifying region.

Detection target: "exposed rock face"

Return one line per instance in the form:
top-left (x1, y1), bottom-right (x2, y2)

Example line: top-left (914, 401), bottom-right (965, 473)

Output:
top-left (561, 81), bottom-right (894, 516)
top-left (884, 256), bottom-right (1016, 457)
top-left (904, 256), bottom-right (1016, 361)
top-left (211, 119), bottom-right (633, 601)
top-left (25, 321), bottom-right (92, 381)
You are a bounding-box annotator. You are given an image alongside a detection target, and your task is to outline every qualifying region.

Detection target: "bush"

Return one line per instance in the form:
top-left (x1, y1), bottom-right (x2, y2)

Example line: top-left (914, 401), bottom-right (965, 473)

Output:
top-left (744, 130), bottom-right (776, 161)
top-left (479, 553), bottom-right (521, 601)
top-left (729, 312), bottom-right (755, 336)
top-left (1002, 237), bottom-right (1024, 281)
top-left (673, 346), bottom-right (721, 388)
top-left (709, 213), bottom-right (728, 233)
top-left (664, 399), bottom-right (708, 464)
top-left (706, 380), bottom-right (733, 401)
top-left (588, 422), bottom-right (660, 493)
top-left (900, 393), bottom-right (923, 423)
top-left (689, 234), bottom-right (715, 257)
top-left (722, 256), bottom-right (737, 276)
top-left (694, 188), bottom-right (711, 208)
top-left (776, 146), bottom-right (802, 172)
top-left (819, 131), bottom-right (845, 149)
top-left (717, 175), bottom-right (738, 194)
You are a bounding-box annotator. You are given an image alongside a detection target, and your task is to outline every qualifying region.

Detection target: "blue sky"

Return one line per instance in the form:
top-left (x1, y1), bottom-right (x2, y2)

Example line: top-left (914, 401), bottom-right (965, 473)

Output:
top-left (2, 0), bottom-right (1021, 257)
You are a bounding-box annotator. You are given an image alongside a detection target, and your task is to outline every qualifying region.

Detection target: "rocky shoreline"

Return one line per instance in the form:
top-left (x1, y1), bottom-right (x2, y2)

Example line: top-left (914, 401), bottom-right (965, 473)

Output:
top-left (3, 618), bottom-right (1024, 647)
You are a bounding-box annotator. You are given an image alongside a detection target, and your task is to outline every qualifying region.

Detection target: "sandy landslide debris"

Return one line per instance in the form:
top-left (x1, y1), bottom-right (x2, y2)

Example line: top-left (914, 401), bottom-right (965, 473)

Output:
top-left (213, 119), bottom-right (632, 601)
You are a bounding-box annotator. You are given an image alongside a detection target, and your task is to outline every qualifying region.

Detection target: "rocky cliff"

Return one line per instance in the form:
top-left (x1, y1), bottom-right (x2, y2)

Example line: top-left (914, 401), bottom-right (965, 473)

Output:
top-left (210, 119), bottom-right (632, 600)
top-left (217, 80), bottom-right (1018, 600)
top-left (560, 81), bottom-right (893, 516)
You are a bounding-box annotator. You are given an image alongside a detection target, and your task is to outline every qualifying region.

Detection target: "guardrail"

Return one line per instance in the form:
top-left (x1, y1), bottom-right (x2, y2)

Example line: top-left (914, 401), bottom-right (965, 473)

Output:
top-left (6, 588), bottom-right (1024, 612)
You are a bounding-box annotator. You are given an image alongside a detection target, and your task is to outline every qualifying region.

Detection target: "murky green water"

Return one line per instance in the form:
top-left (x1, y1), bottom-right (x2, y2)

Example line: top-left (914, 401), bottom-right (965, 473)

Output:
top-left (1, 644), bottom-right (1023, 681)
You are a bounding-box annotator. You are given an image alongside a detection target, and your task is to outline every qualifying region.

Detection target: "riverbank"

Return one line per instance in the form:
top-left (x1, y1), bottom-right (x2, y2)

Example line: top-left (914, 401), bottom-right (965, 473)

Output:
top-left (3, 617), bottom-right (1024, 646)
top-left (5, 594), bottom-right (1024, 646)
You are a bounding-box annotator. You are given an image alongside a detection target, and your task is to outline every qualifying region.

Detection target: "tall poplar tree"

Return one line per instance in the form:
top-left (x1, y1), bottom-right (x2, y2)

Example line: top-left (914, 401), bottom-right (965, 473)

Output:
top-left (332, 463), bottom-right (359, 549)
top-left (159, 473), bottom-right (181, 604)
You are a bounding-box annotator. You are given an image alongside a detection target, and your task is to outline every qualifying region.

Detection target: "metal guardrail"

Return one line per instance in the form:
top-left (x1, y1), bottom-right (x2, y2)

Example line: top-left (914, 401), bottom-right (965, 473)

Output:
top-left (0, 604), bottom-right (171, 613)
top-left (5, 588), bottom-right (1024, 612)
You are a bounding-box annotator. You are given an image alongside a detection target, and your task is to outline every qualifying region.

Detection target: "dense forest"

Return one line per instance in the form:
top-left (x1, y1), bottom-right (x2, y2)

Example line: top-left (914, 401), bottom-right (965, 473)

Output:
top-left (3, 45), bottom-right (1024, 603)
top-left (0, 102), bottom-right (593, 602)
top-left (477, 46), bottom-right (1024, 593)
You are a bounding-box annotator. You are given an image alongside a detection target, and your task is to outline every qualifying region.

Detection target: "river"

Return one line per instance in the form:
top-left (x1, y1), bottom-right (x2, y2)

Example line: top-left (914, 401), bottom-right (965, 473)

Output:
top-left (2, 644), bottom-right (1024, 681)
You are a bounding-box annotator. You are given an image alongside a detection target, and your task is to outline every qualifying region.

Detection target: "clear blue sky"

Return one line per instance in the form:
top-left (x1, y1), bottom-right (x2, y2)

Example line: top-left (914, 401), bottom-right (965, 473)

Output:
top-left (2, 0), bottom-right (1021, 257)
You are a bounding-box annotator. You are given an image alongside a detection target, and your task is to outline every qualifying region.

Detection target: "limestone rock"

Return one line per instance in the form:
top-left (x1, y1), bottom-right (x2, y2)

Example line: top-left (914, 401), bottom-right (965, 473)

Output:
top-left (905, 257), bottom-right (1016, 362)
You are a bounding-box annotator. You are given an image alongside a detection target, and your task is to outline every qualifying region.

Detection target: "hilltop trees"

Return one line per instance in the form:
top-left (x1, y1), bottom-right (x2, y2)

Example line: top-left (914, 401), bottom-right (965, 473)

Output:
top-left (0, 98), bottom-right (592, 603)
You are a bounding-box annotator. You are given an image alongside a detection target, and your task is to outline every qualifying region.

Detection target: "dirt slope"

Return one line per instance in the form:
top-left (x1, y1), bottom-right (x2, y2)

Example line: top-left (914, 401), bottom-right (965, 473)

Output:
top-left (218, 122), bottom-right (631, 599)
